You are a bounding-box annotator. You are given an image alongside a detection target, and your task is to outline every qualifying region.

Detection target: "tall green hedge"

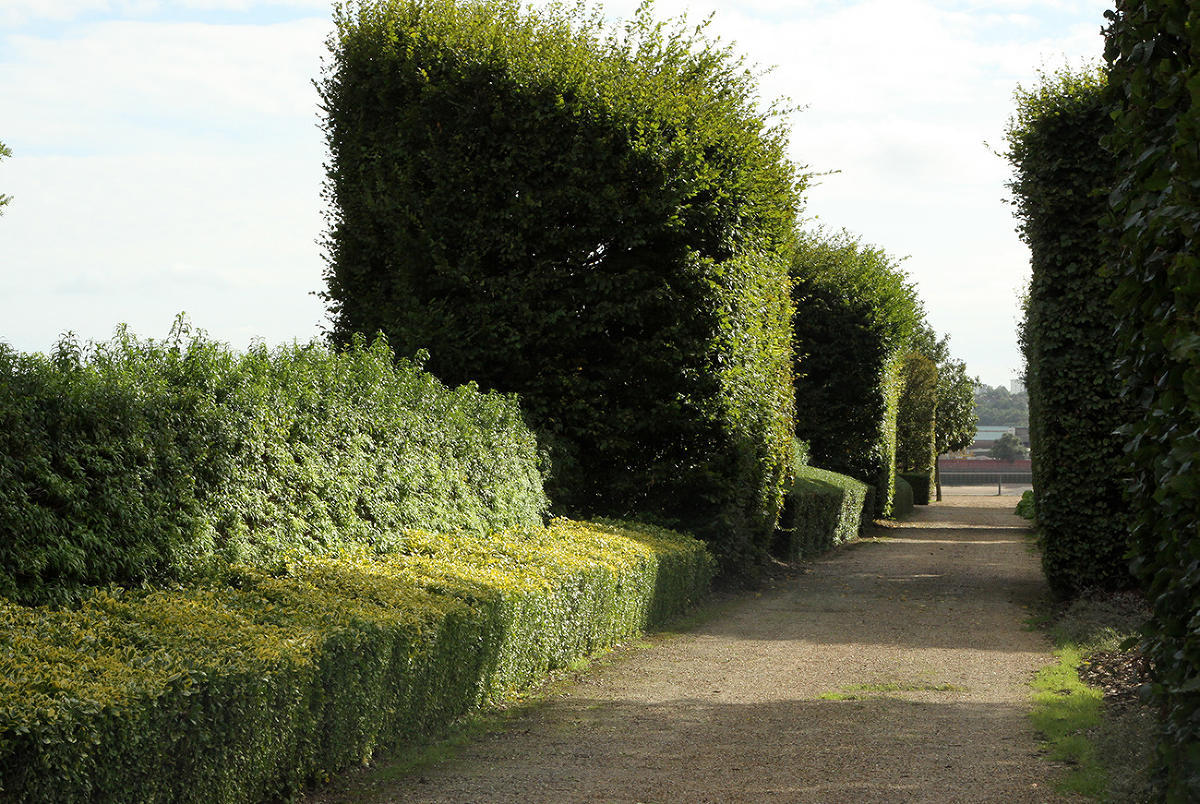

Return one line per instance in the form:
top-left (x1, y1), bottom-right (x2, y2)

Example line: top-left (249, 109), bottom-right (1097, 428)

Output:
top-left (790, 230), bottom-right (922, 518)
top-left (1105, 2), bottom-right (1200, 795)
top-left (319, 0), bottom-right (802, 575)
top-left (0, 322), bottom-right (547, 606)
top-left (1003, 68), bottom-right (1133, 597)
top-left (896, 352), bottom-right (937, 500)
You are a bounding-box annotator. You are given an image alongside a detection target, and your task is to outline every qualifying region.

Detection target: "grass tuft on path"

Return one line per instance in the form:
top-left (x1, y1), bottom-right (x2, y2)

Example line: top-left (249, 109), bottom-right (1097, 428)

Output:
top-left (818, 681), bottom-right (968, 701)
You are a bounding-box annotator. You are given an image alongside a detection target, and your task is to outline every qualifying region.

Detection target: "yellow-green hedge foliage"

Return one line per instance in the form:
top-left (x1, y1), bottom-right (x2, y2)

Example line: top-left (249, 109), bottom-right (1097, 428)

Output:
top-left (0, 520), bottom-right (712, 802)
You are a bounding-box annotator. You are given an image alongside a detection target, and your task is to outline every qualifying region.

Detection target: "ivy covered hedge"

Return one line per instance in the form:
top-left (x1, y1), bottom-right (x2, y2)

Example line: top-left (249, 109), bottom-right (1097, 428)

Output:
top-left (790, 230), bottom-right (923, 517)
top-left (319, 0), bottom-right (802, 576)
top-left (1003, 68), bottom-right (1133, 597)
top-left (1104, 2), bottom-right (1200, 795)
top-left (0, 520), bottom-right (712, 802)
top-left (774, 465), bottom-right (869, 560)
top-left (0, 323), bottom-right (547, 606)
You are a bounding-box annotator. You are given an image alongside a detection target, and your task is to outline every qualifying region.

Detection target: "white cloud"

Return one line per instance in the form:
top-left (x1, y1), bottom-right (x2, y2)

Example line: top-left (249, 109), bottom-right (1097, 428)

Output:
top-left (0, 0), bottom-right (1115, 385)
top-left (0, 150), bottom-right (328, 351)
top-left (0, 14), bottom-right (331, 352)
top-left (627, 0), bottom-right (1109, 385)
top-left (0, 0), bottom-right (329, 27)
top-left (1, 18), bottom-right (331, 153)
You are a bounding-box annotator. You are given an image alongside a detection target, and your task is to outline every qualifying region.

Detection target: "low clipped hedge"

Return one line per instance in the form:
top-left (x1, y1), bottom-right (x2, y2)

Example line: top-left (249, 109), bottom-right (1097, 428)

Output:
top-left (891, 475), bottom-right (915, 518)
top-left (774, 465), bottom-right (869, 560)
top-left (0, 519), bottom-right (712, 802)
top-left (899, 472), bottom-right (932, 506)
top-left (0, 324), bottom-right (547, 606)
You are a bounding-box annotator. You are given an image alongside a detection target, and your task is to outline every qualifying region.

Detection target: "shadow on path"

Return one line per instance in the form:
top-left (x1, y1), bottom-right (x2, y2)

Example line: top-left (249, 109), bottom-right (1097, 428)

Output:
top-left (307, 496), bottom-right (1068, 804)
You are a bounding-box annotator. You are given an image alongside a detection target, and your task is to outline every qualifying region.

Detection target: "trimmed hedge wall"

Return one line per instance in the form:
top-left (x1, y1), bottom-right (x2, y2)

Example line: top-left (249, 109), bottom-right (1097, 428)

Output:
top-left (319, 0), bottom-right (801, 576)
top-left (0, 324), bottom-right (547, 606)
top-left (1003, 68), bottom-right (1133, 597)
top-left (0, 520), bottom-right (712, 802)
top-left (790, 230), bottom-right (923, 518)
top-left (1105, 2), bottom-right (1200, 795)
top-left (774, 465), bottom-right (869, 560)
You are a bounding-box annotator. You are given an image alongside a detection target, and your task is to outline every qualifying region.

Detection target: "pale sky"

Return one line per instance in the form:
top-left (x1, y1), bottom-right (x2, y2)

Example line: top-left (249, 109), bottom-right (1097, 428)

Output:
top-left (0, 0), bottom-right (1111, 387)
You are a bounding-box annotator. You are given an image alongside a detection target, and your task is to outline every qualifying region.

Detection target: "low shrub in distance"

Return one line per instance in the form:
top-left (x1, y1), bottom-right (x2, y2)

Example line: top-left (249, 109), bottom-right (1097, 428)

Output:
top-left (1015, 490), bottom-right (1036, 522)
top-left (0, 519), bottom-right (712, 802)
top-left (774, 465), bottom-right (869, 560)
top-left (0, 323), bottom-right (547, 606)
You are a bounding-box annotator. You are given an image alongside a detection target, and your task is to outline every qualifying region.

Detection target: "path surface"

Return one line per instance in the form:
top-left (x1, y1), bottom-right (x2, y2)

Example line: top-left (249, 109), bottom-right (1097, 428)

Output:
top-left (312, 496), bottom-right (1069, 803)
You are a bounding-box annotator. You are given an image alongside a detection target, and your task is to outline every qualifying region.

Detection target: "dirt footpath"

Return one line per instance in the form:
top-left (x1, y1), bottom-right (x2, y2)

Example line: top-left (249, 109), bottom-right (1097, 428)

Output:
top-left (312, 496), bottom-right (1071, 803)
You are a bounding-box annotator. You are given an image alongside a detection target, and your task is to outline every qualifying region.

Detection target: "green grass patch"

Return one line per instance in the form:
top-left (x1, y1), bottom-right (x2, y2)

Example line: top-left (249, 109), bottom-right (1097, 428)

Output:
top-left (1027, 592), bottom-right (1154, 800)
top-left (818, 681), bottom-right (967, 701)
top-left (1030, 645), bottom-right (1106, 796)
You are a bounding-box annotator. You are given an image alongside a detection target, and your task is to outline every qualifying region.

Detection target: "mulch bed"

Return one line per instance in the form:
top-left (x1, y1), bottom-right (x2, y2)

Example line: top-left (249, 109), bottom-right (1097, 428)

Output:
top-left (1079, 649), bottom-right (1153, 709)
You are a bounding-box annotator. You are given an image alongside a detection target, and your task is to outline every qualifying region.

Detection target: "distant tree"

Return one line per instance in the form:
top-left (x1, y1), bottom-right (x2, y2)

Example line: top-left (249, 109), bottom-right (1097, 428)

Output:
top-left (974, 383), bottom-right (1028, 426)
top-left (908, 324), bottom-right (978, 500)
top-left (988, 432), bottom-right (1027, 461)
top-left (0, 140), bottom-right (11, 215)
top-left (936, 359), bottom-right (977, 456)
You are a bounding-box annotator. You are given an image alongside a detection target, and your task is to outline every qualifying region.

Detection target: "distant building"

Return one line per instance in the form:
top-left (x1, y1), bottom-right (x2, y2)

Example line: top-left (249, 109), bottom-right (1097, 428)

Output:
top-left (1010, 378), bottom-right (1026, 394)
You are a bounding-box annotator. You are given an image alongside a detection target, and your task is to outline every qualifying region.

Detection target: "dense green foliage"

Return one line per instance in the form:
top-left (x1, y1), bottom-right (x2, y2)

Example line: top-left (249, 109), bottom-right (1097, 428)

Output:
top-left (934, 359), bottom-right (978, 455)
top-left (0, 520), bottom-right (711, 802)
top-left (774, 465), bottom-right (868, 560)
top-left (1105, 2), bottom-right (1200, 795)
top-left (1004, 68), bottom-right (1133, 597)
top-left (974, 384), bottom-right (1028, 427)
top-left (896, 353), bottom-right (937, 496)
top-left (319, 0), bottom-right (802, 576)
top-left (790, 230), bottom-right (923, 517)
top-left (988, 432), bottom-right (1027, 461)
top-left (0, 323), bottom-right (547, 606)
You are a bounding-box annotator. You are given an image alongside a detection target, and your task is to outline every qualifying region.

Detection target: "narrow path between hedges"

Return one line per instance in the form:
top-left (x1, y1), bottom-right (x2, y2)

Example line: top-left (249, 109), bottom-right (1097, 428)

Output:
top-left (307, 496), bottom-right (1072, 803)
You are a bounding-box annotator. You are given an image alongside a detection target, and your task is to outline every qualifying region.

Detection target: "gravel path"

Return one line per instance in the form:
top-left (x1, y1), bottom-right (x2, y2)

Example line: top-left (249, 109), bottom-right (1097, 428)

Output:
top-left (310, 496), bottom-right (1071, 803)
